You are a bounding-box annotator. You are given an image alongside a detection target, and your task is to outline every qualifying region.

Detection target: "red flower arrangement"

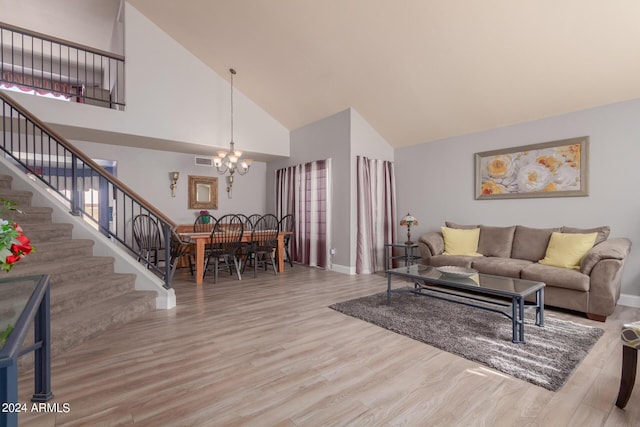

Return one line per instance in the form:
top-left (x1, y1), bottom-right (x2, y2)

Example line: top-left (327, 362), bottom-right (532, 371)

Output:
top-left (0, 200), bottom-right (33, 271)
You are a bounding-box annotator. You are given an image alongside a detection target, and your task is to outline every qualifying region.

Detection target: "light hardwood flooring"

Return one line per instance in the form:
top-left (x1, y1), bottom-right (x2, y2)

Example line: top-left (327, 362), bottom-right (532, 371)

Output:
top-left (16, 265), bottom-right (640, 426)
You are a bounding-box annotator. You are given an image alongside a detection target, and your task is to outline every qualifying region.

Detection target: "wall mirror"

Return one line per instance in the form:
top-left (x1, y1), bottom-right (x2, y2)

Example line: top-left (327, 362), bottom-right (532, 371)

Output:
top-left (188, 175), bottom-right (218, 210)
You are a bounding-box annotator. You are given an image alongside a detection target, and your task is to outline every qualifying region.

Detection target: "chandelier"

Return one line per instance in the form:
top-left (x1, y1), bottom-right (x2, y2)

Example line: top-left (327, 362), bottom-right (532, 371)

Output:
top-left (213, 68), bottom-right (252, 196)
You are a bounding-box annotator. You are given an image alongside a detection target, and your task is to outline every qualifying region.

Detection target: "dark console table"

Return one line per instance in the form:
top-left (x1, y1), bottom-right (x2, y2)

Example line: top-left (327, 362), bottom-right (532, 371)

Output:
top-left (0, 274), bottom-right (53, 427)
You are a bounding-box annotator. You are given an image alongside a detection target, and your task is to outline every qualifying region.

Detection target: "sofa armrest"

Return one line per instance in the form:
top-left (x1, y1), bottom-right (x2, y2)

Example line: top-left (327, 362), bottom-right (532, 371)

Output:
top-left (417, 232), bottom-right (444, 262)
top-left (581, 237), bottom-right (632, 276)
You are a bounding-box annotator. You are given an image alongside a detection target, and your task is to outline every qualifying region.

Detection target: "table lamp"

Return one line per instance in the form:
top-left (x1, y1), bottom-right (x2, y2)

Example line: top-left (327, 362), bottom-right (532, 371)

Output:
top-left (400, 213), bottom-right (418, 244)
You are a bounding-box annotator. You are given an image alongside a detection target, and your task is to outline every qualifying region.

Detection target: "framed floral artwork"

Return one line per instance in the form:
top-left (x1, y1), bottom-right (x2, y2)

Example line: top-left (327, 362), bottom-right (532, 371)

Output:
top-left (474, 136), bottom-right (589, 200)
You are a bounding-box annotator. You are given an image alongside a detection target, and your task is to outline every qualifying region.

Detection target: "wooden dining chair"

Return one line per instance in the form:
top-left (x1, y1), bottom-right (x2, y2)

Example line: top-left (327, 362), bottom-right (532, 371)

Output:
top-left (279, 214), bottom-right (294, 268)
top-left (247, 214), bottom-right (262, 230)
top-left (132, 214), bottom-right (164, 268)
top-left (242, 214), bottom-right (279, 278)
top-left (233, 214), bottom-right (254, 260)
top-left (203, 214), bottom-right (244, 283)
top-left (183, 214), bottom-right (215, 273)
top-left (168, 229), bottom-right (194, 281)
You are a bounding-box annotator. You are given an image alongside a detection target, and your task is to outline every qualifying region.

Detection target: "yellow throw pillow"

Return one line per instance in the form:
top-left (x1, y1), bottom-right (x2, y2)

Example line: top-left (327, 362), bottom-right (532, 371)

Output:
top-left (539, 232), bottom-right (598, 269)
top-left (441, 226), bottom-right (482, 257)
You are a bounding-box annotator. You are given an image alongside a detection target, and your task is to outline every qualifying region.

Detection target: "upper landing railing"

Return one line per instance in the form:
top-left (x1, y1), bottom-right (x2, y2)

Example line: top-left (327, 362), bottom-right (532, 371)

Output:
top-left (0, 92), bottom-right (176, 288)
top-left (0, 22), bottom-right (125, 109)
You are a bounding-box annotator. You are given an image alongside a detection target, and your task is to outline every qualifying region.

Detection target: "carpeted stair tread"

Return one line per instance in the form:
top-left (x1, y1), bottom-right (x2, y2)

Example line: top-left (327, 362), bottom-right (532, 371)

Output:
top-left (50, 273), bottom-right (137, 315)
top-left (6, 255), bottom-right (115, 282)
top-left (50, 291), bottom-right (157, 356)
top-left (0, 188), bottom-right (33, 206)
top-left (19, 222), bottom-right (73, 242)
top-left (2, 206), bottom-right (53, 224)
top-left (0, 174), bottom-right (158, 360)
top-left (20, 239), bottom-right (95, 264)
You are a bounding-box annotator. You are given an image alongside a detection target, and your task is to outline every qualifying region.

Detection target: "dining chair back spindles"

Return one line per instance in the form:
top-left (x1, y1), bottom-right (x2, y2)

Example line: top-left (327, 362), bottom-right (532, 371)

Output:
top-left (132, 214), bottom-right (164, 267)
top-left (169, 229), bottom-right (194, 280)
top-left (243, 214), bottom-right (279, 277)
top-left (279, 214), bottom-right (295, 268)
top-left (194, 214), bottom-right (216, 233)
top-left (247, 214), bottom-right (263, 230)
top-left (204, 214), bottom-right (244, 283)
top-left (235, 214), bottom-right (250, 229)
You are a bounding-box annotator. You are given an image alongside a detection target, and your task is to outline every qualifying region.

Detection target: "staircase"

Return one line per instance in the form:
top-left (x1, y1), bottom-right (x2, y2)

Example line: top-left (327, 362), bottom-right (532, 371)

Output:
top-left (0, 174), bottom-right (157, 358)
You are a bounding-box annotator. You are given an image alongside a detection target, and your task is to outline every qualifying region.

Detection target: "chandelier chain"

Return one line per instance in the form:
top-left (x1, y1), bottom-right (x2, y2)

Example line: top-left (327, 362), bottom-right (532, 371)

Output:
top-left (212, 68), bottom-right (251, 198)
top-left (230, 68), bottom-right (235, 144)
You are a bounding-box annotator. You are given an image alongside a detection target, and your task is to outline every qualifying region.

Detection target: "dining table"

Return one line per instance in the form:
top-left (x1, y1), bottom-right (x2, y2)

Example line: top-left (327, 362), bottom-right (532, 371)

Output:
top-left (178, 227), bottom-right (292, 285)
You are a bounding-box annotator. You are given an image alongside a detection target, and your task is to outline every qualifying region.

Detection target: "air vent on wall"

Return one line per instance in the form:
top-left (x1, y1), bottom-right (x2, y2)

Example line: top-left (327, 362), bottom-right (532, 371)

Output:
top-left (195, 156), bottom-right (213, 167)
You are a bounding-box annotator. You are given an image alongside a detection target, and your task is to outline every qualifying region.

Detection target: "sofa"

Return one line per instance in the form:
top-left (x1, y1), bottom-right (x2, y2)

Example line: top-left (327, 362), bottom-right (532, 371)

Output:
top-left (417, 222), bottom-right (632, 321)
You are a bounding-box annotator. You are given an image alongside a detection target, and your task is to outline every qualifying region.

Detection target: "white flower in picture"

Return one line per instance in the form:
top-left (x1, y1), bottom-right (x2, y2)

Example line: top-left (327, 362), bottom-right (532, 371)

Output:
top-left (482, 154), bottom-right (514, 180)
top-left (553, 164), bottom-right (580, 191)
top-left (516, 163), bottom-right (552, 192)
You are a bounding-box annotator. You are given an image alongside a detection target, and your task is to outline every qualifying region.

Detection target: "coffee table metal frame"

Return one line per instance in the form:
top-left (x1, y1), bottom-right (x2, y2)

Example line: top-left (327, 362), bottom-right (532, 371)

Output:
top-left (386, 265), bottom-right (545, 343)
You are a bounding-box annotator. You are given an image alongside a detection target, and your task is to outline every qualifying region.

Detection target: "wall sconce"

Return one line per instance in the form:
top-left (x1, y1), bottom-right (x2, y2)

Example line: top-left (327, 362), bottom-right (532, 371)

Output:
top-left (226, 174), bottom-right (234, 198)
top-left (169, 171), bottom-right (179, 197)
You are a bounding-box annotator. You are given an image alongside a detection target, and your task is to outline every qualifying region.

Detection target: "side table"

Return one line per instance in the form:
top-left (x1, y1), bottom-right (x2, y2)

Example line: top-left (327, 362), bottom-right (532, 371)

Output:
top-left (384, 242), bottom-right (420, 270)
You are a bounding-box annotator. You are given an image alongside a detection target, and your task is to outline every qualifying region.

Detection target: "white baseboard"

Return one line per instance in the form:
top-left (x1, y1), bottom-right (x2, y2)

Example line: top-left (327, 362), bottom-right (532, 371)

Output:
top-left (618, 293), bottom-right (640, 309)
top-left (331, 264), bottom-right (355, 275)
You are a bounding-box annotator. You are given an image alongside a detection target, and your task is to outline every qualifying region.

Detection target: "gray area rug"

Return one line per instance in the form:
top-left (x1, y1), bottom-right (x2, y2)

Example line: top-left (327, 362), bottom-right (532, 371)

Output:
top-left (329, 290), bottom-right (604, 391)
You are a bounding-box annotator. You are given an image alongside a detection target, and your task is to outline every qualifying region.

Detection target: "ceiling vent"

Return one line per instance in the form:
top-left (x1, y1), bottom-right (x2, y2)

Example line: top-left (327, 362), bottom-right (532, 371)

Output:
top-left (194, 156), bottom-right (213, 167)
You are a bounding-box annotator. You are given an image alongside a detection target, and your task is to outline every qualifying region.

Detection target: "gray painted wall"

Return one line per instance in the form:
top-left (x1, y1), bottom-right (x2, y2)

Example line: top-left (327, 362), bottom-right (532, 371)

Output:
top-left (266, 108), bottom-right (395, 273)
top-left (1, 0), bottom-right (123, 53)
top-left (267, 109), bottom-right (351, 269)
top-left (395, 98), bottom-right (640, 298)
top-left (72, 140), bottom-right (268, 224)
top-left (6, 2), bottom-right (290, 158)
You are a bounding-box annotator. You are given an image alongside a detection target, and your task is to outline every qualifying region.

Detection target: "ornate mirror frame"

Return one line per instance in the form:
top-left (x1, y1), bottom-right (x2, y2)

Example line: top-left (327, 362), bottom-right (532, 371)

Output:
top-left (188, 175), bottom-right (218, 210)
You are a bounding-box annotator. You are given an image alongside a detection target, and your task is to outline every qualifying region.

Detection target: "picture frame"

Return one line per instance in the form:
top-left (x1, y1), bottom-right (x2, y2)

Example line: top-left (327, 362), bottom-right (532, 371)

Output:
top-left (474, 136), bottom-right (589, 200)
top-left (188, 175), bottom-right (218, 210)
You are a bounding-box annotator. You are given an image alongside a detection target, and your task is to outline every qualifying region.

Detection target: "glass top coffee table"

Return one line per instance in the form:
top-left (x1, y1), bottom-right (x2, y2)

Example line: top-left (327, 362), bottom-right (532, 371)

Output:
top-left (386, 264), bottom-right (545, 343)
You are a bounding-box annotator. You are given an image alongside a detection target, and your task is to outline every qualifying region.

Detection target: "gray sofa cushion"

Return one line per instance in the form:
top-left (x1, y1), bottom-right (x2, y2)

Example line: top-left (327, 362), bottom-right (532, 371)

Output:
top-left (511, 225), bottom-right (560, 262)
top-left (521, 263), bottom-right (590, 292)
top-left (445, 221), bottom-right (479, 230)
top-left (562, 225), bottom-right (611, 246)
top-left (471, 257), bottom-right (533, 278)
top-left (478, 225), bottom-right (516, 258)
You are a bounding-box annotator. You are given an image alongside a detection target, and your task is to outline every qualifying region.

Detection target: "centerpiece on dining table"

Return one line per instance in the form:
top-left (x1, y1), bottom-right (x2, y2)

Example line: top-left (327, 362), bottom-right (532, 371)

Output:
top-left (199, 210), bottom-right (211, 224)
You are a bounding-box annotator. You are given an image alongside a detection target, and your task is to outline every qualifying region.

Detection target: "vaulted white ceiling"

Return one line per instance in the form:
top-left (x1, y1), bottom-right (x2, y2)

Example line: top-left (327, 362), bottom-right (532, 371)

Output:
top-left (60, 1), bottom-right (640, 147)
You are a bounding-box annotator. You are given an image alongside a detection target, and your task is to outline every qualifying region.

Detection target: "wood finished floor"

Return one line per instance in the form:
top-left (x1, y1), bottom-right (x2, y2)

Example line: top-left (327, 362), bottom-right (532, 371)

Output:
top-left (16, 265), bottom-right (640, 426)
